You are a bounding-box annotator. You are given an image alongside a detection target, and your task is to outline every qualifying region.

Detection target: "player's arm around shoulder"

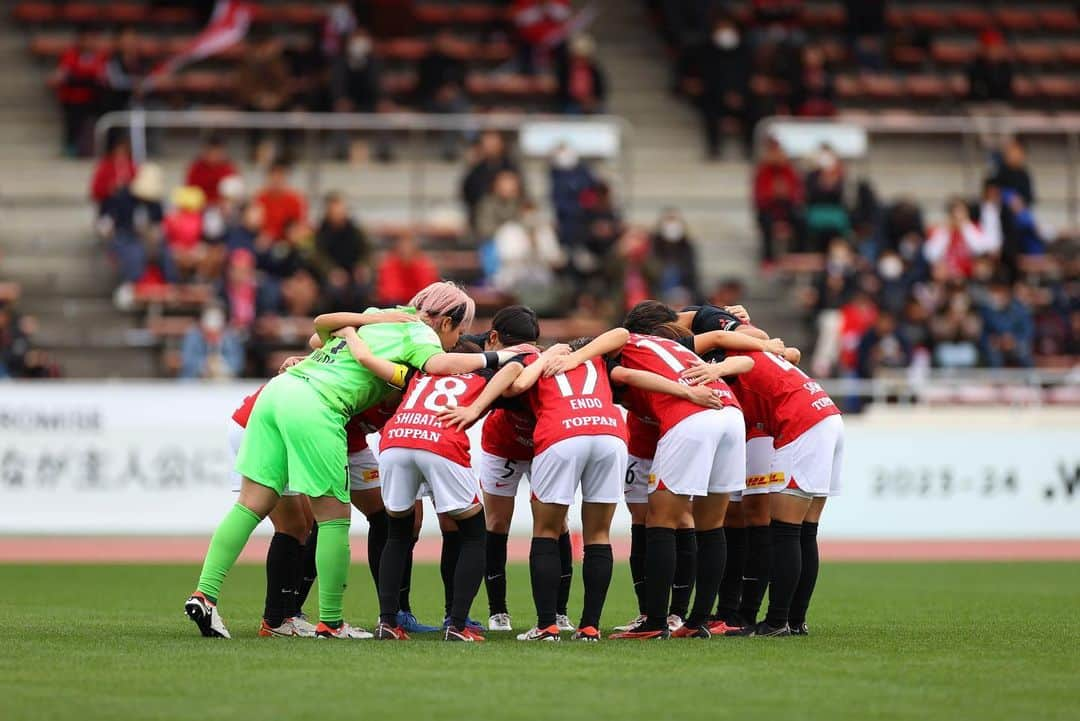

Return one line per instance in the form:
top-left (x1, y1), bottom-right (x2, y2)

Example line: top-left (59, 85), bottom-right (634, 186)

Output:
top-left (438, 363), bottom-right (524, 430)
top-left (611, 365), bottom-right (728, 409)
top-left (332, 327), bottom-right (412, 389)
top-left (542, 327), bottom-right (630, 377)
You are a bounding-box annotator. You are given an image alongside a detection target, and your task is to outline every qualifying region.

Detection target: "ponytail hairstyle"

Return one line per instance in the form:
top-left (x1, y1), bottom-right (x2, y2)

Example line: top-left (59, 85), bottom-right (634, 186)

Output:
top-left (650, 322), bottom-right (691, 341)
top-left (623, 300), bottom-right (678, 334)
top-left (409, 281), bottom-right (476, 330)
top-left (491, 304), bottom-right (540, 345)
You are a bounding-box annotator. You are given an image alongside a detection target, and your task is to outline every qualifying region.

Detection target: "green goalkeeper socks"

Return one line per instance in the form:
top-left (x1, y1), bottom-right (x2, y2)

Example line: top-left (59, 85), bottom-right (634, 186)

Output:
top-left (315, 518), bottom-right (351, 625)
top-left (196, 503), bottom-right (262, 603)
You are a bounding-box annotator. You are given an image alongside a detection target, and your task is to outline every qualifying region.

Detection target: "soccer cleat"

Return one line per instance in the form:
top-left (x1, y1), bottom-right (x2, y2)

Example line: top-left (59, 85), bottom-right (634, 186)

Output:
top-left (184, 593), bottom-right (231, 639)
top-left (706, 619), bottom-right (742, 636)
top-left (488, 613), bottom-right (513, 631)
top-left (667, 614), bottom-right (684, 632)
top-left (314, 622), bottom-right (374, 639)
top-left (396, 611), bottom-right (441, 633)
top-left (373, 622), bottom-right (410, 641)
top-left (444, 626), bottom-right (486, 642)
top-left (290, 614), bottom-right (318, 637)
top-left (790, 622), bottom-right (809, 636)
top-left (613, 614), bottom-right (646, 632)
top-left (671, 623), bottom-right (712, 639)
top-left (609, 627), bottom-right (671, 640)
top-left (516, 625), bottom-right (562, 641)
top-left (729, 620), bottom-right (791, 637)
top-left (556, 614), bottom-right (576, 632)
top-left (259, 618), bottom-right (304, 637)
top-left (443, 615), bottom-right (485, 632)
top-left (571, 626), bottom-right (601, 642)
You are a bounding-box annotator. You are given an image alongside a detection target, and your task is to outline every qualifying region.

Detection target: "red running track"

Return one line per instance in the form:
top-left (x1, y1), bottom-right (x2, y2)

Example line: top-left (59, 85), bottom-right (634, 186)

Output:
top-left (1, 536), bottom-right (1079, 563)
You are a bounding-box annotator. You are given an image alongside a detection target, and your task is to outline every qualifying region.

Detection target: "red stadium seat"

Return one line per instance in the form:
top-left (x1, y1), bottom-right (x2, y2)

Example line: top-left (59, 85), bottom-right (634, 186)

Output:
top-left (947, 74), bottom-right (969, 97)
top-left (12, 2), bottom-right (58, 24)
top-left (1013, 42), bottom-right (1059, 67)
top-left (861, 73), bottom-right (904, 101)
top-left (834, 74), bottom-right (862, 100)
top-left (931, 41), bottom-right (977, 67)
top-left (1035, 75), bottom-right (1079, 101)
top-left (1037, 8), bottom-right (1080, 33)
top-left (891, 45), bottom-right (927, 68)
top-left (802, 4), bottom-right (845, 30)
top-left (908, 8), bottom-right (950, 31)
top-left (457, 4), bottom-right (508, 24)
top-left (61, 3), bottom-right (101, 24)
top-left (1012, 75), bottom-right (1038, 101)
top-left (277, 5), bottom-right (325, 25)
top-left (29, 34), bottom-right (66, 59)
top-left (414, 5), bottom-right (454, 24)
top-left (104, 3), bottom-right (148, 24)
top-left (1060, 44), bottom-right (1080, 67)
top-left (950, 8), bottom-right (992, 32)
top-left (148, 6), bottom-right (198, 24)
top-left (377, 38), bottom-right (429, 62)
top-left (905, 74), bottom-right (948, 101)
top-left (885, 7), bottom-right (907, 29)
top-left (994, 8), bottom-right (1039, 32)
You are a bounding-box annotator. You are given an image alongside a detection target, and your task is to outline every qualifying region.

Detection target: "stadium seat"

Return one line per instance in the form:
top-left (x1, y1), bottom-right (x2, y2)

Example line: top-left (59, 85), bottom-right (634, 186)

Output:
top-left (802, 4), bottom-right (845, 30)
top-left (994, 8), bottom-right (1040, 32)
top-left (1035, 76), bottom-right (1079, 101)
top-left (905, 74), bottom-right (949, 101)
top-left (891, 45), bottom-right (927, 68)
top-left (1012, 76), bottom-right (1039, 101)
top-left (834, 74), bottom-right (862, 100)
top-left (1013, 42), bottom-right (1059, 67)
top-left (860, 73), bottom-right (905, 101)
top-left (104, 3), bottom-right (149, 24)
top-left (11, 2), bottom-right (57, 24)
top-left (885, 6), bottom-right (908, 29)
top-left (776, 253), bottom-right (826, 275)
top-left (1060, 44), bottom-right (1080, 67)
top-left (1037, 8), bottom-right (1080, 33)
top-left (931, 41), bottom-right (977, 67)
top-left (950, 7), bottom-right (992, 32)
top-left (132, 284), bottom-right (213, 309)
top-left (61, 3), bottom-right (101, 24)
top-left (908, 8), bottom-right (950, 31)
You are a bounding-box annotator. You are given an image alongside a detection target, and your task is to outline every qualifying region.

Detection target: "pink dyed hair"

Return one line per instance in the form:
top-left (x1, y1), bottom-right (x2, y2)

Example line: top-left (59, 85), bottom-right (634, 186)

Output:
top-left (409, 281), bottom-right (476, 330)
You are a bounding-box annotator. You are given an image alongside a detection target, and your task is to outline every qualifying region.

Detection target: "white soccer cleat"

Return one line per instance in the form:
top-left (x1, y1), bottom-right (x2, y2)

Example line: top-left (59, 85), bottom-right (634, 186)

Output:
top-left (556, 614), bottom-right (576, 632)
top-left (516, 625), bottom-right (561, 642)
top-left (667, 614), bottom-right (685, 632)
top-left (488, 613), bottom-right (513, 631)
top-left (185, 593), bottom-right (231, 639)
top-left (290, 614), bottom-right (318, 637)
top-left (315, 622), bottom-right (374, 639)
top-left (613, 614), bottom-right (646, 632)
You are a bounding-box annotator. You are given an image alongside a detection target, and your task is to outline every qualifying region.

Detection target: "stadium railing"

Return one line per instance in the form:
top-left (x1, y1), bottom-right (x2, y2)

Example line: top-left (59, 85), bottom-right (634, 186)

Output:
top-left (93, 110), bottom-right (635, 223)
top-left (820, 368), bottom-right (1079, 407)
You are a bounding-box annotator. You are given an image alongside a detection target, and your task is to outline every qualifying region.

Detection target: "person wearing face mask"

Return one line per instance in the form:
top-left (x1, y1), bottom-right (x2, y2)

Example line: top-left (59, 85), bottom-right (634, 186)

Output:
top-left (696, 16), bottom-right (751, 159)
top-left (923, 197), bottom-right (994, 280)
top-left (492, 202), bottom-right (567, 313)
top-left (549, 143), bottom-right (597, 246)
top-left (329, 28), bottom-right (389, 161)
top-left (179, 306), bottom-right (245, 380)
top-left (876, 251), bottom-right (911, 316)
top-left (650, 209), bottom-right (701, 300)
top-left (804, 144), bottom-right (849, 251)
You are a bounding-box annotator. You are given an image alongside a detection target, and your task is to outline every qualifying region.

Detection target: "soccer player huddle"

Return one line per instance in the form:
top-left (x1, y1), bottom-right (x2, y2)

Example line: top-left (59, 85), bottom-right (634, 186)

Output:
top-left (185, 281), bottom-right (844, 642)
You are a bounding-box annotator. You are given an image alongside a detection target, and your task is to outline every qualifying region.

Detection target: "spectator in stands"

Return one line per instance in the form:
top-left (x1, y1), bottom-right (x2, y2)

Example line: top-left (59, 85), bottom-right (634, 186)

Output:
top-left (462, 132), bottom-right (521, 233)
top-left (492, 201), bottom-right (567, 314)
top-left (843, 0), bottom-right (886, 70)
top-left (804, 144), bottom-right (848, 250)
top-left (707, 277), bottom-right (746, 309)
top-left (288, 26), bottom-right (331, 113)
top-left (476, 170), bottom-right (527, 243)
top-left (991, 137), bottom-right (1035, 207)
top-left (898, 297), bottom-right (932, 357)
top-left (322, 0), bottom-right (359, 58)
top-left (90, 136), bottom-right (137, 209)
top-left (556, 34), bottom-right (607, 114)
top-left (967, 29), bottom-right (1014, 104)
top-left (185, 136), bottom-right (237, 207)
top-left (329, 27), bottom-right (387, 160)
top-left (650, 208), bottom-right (701, 301)
top-left (570, 181), bottom-right (623, 298)
top-left (163, 186), bottom-right (207, 279)
top-left (791, 44), bottom-right (836, 117)
top-left (549, 143), bottom-right (596, 246)
top-left (313, 192), bottom-right (372, 306)
top-left (754, 136), bottom-right (805, 262)
top-left (375, 232), bottom-right (440, 306)
top-left (254, 161), bottom-right (308, 242)
top-left (980, 277), bottom-right (1035, 368)
top-left (179, 305), bottom-right (245, 380)
top-left (0, 302), bottom-right (31, 379)
top-left (222, 248), bottom-right (258, 332)
top-left (875, 249), bottom-right (912, 316)
top-left (929, 288), bottom-right (983, 369)
top-left (103, 26), bottom-right (145, 118)
top-left (511, 0), bottom-right (572, 75)
top-left (97, 163), bottom-right (177, 295)
top-left (238, 35), bottom-right (293, 159)
top-left (977, 180), bottom-right (1005, 257)
top-left (415, 30), bottom-right (470, 158)
top-left (53, 30), bottom-right (106, 157)
top-left (806, 237), bottom-right (858, 375)
top-left (697, 14), bottom-right (752, 160)
top-left (923, 197), bottom-right (996, 279)
top-left (856, 312), bottom-right (911, 379)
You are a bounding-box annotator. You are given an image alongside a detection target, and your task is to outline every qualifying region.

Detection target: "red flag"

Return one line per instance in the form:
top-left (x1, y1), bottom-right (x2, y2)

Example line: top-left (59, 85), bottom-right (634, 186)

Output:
top-left (147, 0), bottom-right (254, 86)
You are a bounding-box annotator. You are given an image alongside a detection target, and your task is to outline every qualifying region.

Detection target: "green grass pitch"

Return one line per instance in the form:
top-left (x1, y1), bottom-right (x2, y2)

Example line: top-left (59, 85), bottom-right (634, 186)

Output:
top-left (3, 562), bottom-right (1079, 721)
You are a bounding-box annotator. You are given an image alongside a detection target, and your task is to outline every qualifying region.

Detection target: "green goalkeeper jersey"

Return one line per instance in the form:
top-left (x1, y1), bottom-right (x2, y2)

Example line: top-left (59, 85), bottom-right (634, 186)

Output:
top-left (287, 308), bottom-right (444, 415)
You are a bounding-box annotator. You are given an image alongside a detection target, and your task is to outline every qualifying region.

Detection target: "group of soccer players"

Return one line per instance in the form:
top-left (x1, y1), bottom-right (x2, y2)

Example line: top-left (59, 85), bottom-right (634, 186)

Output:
top-left (184, 280), bottom-right (844, 642)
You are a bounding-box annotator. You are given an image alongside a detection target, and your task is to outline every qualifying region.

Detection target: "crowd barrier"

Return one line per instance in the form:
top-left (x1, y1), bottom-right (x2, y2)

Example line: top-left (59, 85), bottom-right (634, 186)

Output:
top-left (0, 383), bottom-right (1076, 539)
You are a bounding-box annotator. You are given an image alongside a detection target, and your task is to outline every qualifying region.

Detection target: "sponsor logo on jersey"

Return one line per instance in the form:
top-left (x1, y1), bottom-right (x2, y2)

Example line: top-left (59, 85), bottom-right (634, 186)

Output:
top-left (362, 469), bottom-right (379, 482)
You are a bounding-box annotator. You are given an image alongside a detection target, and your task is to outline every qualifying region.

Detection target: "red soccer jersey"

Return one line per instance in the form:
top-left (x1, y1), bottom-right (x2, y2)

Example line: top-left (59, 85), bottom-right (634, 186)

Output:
top-left (481, 406), bottom-right (537, 461)
top-left (730, 351), bottom-right (840, 447)
top-left (626, 412), bottom-right (660, 459)
top-left (346, 402), bottom-right (398, 454)
top-left (380, 371), bottom-right (491, 467)
top-left (729, 377), bottom-right (772, 440)
top-left (618, 333), bottom-right (740, 436)
top-left (231, 384), bottom-right (266, 427)
top-left (526, 356), bottom-right (627, 456)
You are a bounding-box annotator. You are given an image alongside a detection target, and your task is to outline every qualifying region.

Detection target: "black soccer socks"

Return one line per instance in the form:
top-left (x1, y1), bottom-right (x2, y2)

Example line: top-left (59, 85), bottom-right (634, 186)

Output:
top-left (378, 511), bottom-right (416, 626)
top-left (440, 530), bottom-right (462, 617)
top-left (670, 528), bottom-right (697, 619)
top-left (366, 509), bottom-right (388, 590)
top-left (643, 527), bottom-right (677, 631)
top-left (557, 531), bottom-right (574, 617)
top-left (449, 511), bottom-right (486, 631)
top-left (686, 528), bottom-right (725, 628)
top-left (716, 525), bottom-right (747, 619)
top-left (738, 524), bottom-right (773, 623)
top-left (764, 520), bottom-right (803, 629)
top-left (485, 531), bottom-right (510, 615)
top-left (294, 520), bottom-right (319, 613)
top-left (530, 537), bottom-right (561, 628)
top-left (264, 532), bottom-right (302, 627)
top-left (788, 521), bottom-right (820, 627)
top-left (629, 523), bottom-right (647, 614)
top-left (579, 543), bottom-right (613, 630)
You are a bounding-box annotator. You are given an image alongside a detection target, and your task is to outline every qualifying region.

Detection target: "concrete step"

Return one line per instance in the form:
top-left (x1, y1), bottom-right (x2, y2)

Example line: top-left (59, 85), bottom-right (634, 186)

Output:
top-left (47, 345), bottom-right (160, 379)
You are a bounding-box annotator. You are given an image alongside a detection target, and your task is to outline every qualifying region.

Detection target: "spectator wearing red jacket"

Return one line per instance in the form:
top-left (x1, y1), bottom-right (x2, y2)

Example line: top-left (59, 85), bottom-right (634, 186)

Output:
top-left (376, 233), bottom-right (440, 306)
top-left (90, 137), bottom-right (137, 208)
top-left (254, 160), bottom-right (307, 241)
top-left (53, 30), bottom-right (106, 156)
top-left (185, 135), bottom-right (237, 206)
top-left (753, 137), bottom-right (805, 263)
top-left (511, 0), bottom-right (572, 74)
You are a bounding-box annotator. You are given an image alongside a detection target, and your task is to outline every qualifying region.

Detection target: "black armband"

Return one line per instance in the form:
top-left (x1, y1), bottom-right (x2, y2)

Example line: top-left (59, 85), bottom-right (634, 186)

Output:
top-left (483, 351), bottom-right (501, 369)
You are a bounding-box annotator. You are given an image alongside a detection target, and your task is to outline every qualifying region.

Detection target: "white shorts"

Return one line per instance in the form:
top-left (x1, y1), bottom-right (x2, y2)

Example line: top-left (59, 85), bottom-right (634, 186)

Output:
top-left (477, 450), bottom-right (532, 498)
top-left (624, 454), bottom-right (652, 505)
top-left (650, 407), bottom-right (746, 498)
top-left (530, 435), bottom-right (627, 506)
top-left (771, 415), bottom-right (845, 498)
top-left (379, 447), bottom-right (479, 515)
top-left (348, 447), bottom-right (381, 491)
top-left (732, 436), bottom-right (781, 502)
top-left (228, 419), bottom-right (302, 496)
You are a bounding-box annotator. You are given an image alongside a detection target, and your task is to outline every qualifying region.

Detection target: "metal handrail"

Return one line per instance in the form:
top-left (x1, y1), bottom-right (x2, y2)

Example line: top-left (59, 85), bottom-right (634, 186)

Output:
top-left (93, 109), bottom-right (635, 223)
top-left (755, 114), bottom-right (1080, 223)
